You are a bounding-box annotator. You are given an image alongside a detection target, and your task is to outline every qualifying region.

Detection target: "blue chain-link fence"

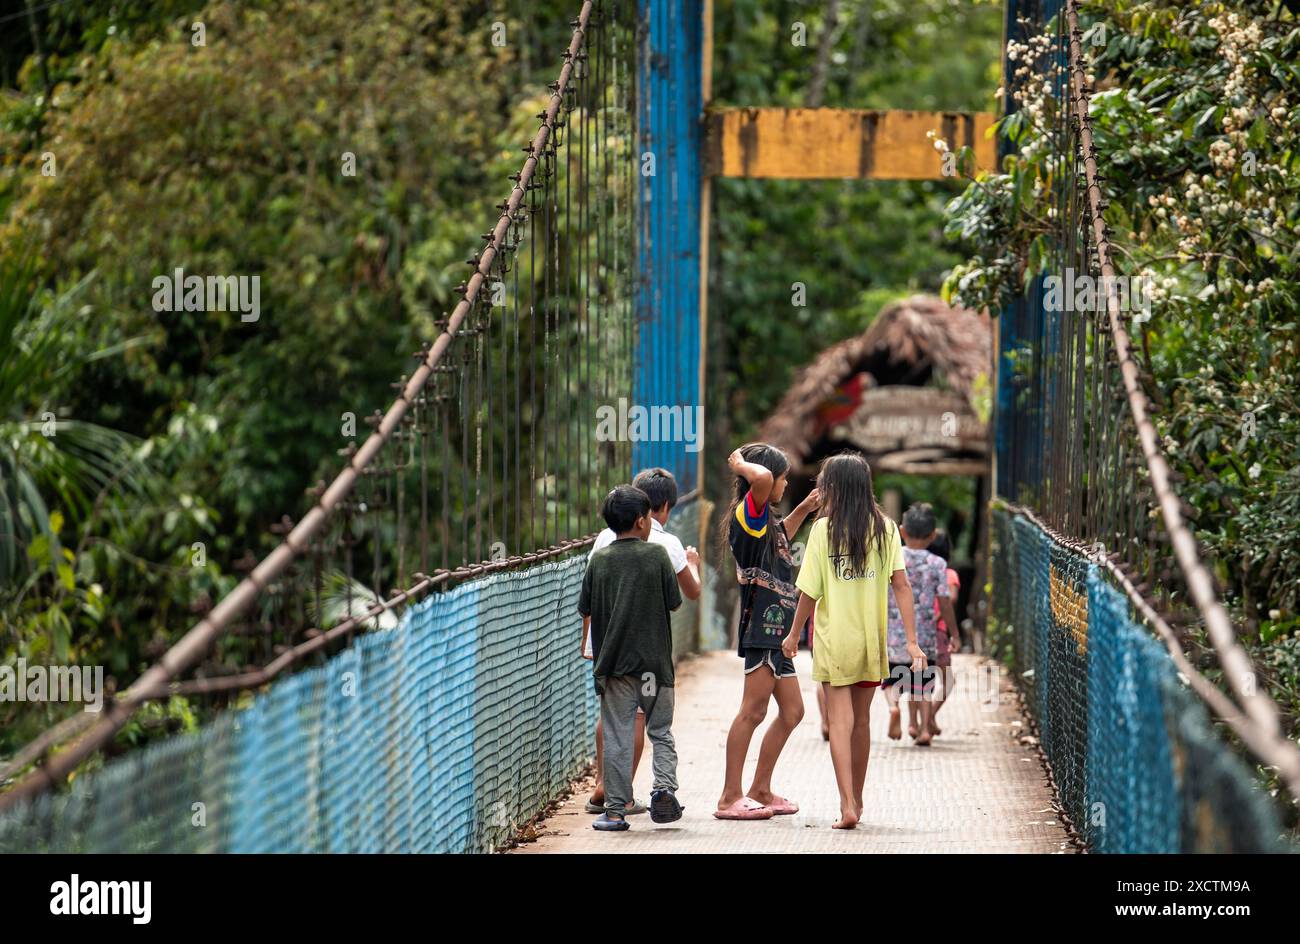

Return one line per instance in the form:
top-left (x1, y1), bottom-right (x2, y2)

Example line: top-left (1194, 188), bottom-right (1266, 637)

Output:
top-left (990, 505), bottom-right (1288, 853)
top-left (0, 554), bottom-right (598, 853)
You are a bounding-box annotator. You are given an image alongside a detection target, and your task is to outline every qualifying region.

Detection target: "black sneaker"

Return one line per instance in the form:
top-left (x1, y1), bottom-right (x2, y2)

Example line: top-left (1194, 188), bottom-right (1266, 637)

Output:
top-left (649, 789), bottom-right (684, 824)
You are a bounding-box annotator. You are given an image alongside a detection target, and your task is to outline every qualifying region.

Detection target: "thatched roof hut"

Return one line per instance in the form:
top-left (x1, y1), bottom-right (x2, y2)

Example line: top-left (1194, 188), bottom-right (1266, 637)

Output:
top-left (759, 294), bottom-right (991, 476)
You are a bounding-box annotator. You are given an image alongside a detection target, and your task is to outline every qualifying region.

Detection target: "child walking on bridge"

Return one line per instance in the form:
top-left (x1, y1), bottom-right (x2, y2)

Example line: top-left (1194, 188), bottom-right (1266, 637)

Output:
top-left (782, 452), bottom-right (925, 829)
top-left (715, 443), bottom-right (820, 820)
top-left (580, 468), bottom-right (701, 815)
top-left (579, 485), bottom-right (685, 831)
top-left (883, 503), bottom-right (958, 746)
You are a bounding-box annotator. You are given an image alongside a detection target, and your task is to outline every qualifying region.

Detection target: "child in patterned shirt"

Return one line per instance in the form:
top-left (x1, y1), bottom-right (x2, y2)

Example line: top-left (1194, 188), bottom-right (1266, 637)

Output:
top-left (884, 503), bottom-right (960, 747)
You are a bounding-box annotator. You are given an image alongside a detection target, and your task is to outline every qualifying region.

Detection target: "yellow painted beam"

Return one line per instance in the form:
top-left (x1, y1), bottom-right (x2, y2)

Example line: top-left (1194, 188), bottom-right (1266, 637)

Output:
top-left (705, 107), bottom-right (998, 181)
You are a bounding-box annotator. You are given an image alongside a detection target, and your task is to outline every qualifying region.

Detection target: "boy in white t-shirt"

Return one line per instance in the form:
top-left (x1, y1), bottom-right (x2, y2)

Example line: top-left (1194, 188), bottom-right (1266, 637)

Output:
top-left (581, 468), bottom-right (701, 814)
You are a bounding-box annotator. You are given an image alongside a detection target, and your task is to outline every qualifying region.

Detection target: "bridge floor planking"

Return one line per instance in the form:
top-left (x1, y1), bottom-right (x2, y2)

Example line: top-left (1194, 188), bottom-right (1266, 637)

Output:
top-left (513, 651), bottom-right (1074, 854)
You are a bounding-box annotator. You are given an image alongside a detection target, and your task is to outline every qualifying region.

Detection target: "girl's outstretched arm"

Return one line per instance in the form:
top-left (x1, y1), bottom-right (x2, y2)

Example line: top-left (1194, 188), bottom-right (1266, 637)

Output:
top-left (889, 570), bottom-right (927, 672)
top-left (782, 591), bottom-right (816, 658)
top-left (728, 448), bottom-right (774, 508)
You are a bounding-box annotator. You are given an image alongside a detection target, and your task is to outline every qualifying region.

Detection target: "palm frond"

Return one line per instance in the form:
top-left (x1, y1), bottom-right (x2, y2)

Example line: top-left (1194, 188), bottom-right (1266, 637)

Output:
top-left (0, 252), bottom-right (152, 585)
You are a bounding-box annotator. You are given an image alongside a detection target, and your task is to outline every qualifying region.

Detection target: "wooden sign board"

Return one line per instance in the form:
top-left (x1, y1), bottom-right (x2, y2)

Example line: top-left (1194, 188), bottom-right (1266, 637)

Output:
top-left (831, 386), bottom-right (987, 456)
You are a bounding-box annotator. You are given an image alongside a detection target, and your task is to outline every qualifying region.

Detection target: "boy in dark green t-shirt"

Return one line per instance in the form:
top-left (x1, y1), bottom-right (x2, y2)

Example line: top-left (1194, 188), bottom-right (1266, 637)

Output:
top-left (578, 485), bottom-right (684, 831)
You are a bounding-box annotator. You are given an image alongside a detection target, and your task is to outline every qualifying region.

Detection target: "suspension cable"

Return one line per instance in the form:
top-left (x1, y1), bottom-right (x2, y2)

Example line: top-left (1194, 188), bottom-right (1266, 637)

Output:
top-left (1061, 0), bottom-right (1300, 797)
top-left (0, 1), bottom-right (599, 813)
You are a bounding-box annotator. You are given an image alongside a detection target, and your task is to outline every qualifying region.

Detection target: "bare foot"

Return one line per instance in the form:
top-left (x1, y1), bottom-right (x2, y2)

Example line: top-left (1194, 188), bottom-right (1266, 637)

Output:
top-left (915, 730), bottom-right (933, 747)
top-left (929, 718), bottom-right (942, 736)
top-left (888, 708), bottom-right (902, 740)
top-left (908, 722), bottom-right (920, 739)
top-left (832, 808), bottom-right (859, 829)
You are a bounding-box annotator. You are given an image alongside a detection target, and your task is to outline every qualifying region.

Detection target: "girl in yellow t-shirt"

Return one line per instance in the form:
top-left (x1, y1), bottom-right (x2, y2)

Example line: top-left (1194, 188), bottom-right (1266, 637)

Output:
top-left (782, 452), bottom-right (925, 830)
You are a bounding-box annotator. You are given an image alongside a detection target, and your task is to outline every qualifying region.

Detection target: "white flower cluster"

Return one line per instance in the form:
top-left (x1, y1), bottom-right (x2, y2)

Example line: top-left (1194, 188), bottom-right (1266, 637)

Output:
top-left (1137, 266), bottom-right (1178, 305)
top-left (1208, 137), bottom-right (1236, 172)
top-left (1144, 108), bottom-right (1289, 293)
top-left (1208, 11), bottom-right (1261, 103)
top-left (1004, 23), bottom-right (1063, 162)
top-left (987, 9), bottom-right (1294, 318)
top-left (1205, 10), bottom-right (1281, 173)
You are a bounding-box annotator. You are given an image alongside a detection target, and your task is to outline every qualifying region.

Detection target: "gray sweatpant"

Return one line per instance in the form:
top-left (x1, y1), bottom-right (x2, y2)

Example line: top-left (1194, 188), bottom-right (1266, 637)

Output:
top-left (598, 674), bottom-right (678, 815)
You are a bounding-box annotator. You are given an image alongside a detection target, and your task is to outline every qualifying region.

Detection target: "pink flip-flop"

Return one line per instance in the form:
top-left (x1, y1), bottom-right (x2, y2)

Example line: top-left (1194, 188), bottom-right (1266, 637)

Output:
top-left (764, 795), bottom-right (799, 815)
top-left (713, 797), bottom-right (774, 820)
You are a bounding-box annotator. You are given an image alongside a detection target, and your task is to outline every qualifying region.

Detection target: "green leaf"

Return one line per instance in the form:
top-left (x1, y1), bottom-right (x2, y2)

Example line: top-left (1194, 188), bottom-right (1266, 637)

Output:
top-left (26, 534), bottom-right (50, 565)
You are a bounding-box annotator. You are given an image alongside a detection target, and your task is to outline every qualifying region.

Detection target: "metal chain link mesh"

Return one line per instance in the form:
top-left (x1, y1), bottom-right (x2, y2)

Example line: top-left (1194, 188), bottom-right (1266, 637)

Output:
top-left (991, 506), bottom-right (1287, 852)
top-left (0, 555), bottom-right (596, 853)
top-left (1045, 539), bottom-right (1088, 835)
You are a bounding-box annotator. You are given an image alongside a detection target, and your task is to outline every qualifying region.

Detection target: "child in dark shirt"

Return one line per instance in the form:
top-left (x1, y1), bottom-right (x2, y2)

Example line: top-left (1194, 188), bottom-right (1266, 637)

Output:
top-left (714, 444), bottom-right (820, 820)
top-left (578, 485), bottom-right (684, 831)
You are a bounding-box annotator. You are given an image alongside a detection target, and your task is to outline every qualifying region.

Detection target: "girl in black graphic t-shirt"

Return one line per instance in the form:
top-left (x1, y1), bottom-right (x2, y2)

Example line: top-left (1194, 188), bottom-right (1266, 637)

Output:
top-left (713, 443), bottom-right (820, 821)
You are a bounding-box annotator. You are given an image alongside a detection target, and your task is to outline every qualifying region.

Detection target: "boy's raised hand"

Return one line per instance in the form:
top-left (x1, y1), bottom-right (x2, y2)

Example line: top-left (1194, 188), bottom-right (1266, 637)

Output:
top-left (685, 546), bottom-right (701, 569)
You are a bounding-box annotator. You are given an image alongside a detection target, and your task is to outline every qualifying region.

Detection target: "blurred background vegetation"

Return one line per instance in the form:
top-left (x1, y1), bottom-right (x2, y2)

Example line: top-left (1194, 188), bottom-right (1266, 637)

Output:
top-left (0, 0), bottom-right (1001, 761)
top-left (15, 0), bottom-right (1294, 789)
top-left (0, 0), bottom-right (598, 756)
top-left (708, 0), bottom-right (1003, 443)
top-left (703, 0), bottom-right (1002, 648)
top-left (942, 0), bottom-right (1300, 778)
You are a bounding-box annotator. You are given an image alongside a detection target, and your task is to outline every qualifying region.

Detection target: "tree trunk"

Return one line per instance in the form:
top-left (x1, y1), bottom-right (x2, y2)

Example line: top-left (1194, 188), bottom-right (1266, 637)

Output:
top-left (805, 0), bottom-right (843, 108)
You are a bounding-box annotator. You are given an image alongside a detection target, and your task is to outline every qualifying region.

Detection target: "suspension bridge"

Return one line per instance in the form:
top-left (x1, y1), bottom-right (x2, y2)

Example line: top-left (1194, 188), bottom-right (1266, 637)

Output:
top-left (0, 0), bottom-right (1296, 855)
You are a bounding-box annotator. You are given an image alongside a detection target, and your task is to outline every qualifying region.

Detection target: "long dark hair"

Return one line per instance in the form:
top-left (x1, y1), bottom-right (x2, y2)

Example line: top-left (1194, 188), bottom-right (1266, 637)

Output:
top-left (817, 452), bottom-right (889, 577)
top-left (717, 442), bottom-right (790, 559)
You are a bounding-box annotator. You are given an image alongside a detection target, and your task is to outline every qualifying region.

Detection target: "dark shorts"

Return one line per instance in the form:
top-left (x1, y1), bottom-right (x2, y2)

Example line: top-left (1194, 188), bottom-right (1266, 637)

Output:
top-left (742, 647), bottom-right (797, 679)
top-left (884, 661), bottom-right (940, 696)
